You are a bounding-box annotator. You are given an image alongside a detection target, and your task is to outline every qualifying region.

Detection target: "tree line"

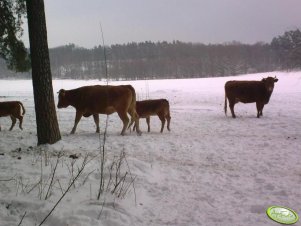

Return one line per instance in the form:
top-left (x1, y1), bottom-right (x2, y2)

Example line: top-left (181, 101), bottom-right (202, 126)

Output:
top-left (1, 29), bottom-right (301, 80)
top-left (48, 29), bottom-right (301, 80)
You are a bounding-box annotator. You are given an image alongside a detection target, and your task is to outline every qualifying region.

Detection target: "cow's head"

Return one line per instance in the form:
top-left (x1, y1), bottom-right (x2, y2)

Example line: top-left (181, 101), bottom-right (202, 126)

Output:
top-left (57, 89), bottom-right (69, 108)
top-left (262, 76), bottom-right (278, 93)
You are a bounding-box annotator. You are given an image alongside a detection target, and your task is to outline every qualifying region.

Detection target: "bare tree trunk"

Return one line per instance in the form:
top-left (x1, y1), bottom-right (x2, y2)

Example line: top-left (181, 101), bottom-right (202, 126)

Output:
top-left (26, 0), bottom-right (61, 145)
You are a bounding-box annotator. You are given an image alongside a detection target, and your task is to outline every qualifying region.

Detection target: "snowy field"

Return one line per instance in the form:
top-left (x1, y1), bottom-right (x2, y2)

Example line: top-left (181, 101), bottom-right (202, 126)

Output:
top-left (0, 71), bottom-right (301, 226)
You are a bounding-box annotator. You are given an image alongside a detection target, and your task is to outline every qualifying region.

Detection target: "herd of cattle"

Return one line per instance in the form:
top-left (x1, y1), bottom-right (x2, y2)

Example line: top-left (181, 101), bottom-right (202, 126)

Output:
top-left (0, 76), bottom-right (278, 134)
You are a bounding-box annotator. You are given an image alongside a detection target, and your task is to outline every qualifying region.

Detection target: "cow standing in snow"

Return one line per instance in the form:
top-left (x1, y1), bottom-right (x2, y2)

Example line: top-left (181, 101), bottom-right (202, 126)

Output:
top-left (224, 76), bottom-right (278, 118)
top-left (129, 99), bottom-right (171, 133)
top-left (57, 85), bottom-right (141, 135)
top-left (0, 101), bottom-right (26, 131)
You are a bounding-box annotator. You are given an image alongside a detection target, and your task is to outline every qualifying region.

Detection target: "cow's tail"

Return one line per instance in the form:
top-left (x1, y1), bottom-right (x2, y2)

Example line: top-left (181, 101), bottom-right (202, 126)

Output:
top-left (165, 99), bottom-right (171, 131)
top-left (19, 102), bottom-right (26, 116)
top-left (224, 91), bottom-right (227, 116)
top-left (127, 86), bottom-right (141, 135)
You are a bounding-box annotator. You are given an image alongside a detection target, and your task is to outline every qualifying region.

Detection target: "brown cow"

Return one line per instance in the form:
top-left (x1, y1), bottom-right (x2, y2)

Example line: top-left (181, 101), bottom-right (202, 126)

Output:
top-left (224, 76), bottom-right (278, 118)
top-left (129, 99), bottom-right (171, 133)
top-left (57, 85), bottom-right (141, 135)
top-left (0, 101), bottom-right (25, 131)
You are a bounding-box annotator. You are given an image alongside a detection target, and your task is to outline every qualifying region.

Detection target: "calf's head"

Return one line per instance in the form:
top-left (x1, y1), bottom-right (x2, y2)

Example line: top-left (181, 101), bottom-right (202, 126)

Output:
top-left (262, 76), bottom-right (278, 93)
top-left (57, 89), bottom-right (69, 108)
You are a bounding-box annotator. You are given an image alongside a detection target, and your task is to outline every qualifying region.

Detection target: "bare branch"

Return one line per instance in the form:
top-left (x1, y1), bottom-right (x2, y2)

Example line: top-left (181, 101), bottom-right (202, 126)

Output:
top-left (38, 155), bottom-right (89, 226)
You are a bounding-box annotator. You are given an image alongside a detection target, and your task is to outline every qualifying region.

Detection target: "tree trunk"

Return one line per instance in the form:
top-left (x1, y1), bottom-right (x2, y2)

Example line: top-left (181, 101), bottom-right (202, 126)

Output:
top-left (26, 0), bottom-right (61, 145)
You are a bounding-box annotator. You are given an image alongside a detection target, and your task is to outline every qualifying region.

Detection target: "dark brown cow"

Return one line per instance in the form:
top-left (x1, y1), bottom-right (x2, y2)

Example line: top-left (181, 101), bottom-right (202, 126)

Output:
top-left (57, 85), bottom-right (141, 135)
top-left (224, 76), bottom-right (278, 118)
top-left (129, 99), bottom-right (171, 133)
top-left (0, 101), bottom-right (25, 131)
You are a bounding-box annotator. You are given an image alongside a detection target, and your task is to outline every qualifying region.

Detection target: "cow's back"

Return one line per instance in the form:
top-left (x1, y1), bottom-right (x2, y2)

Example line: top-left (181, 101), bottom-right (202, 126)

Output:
top-left (0, 101), bottom-right (22, 117)
top-left (225, 81), bottom-right (265, 103)
top-left (71, 85), bottom-right (133, 114)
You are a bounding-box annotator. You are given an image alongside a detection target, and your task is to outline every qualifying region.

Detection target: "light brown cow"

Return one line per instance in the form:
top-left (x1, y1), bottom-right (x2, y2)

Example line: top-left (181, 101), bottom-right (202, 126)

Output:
top-left (224, 76), bottom-right (278, 118)
top-left (129, 99), bottom-right (171, 133)
top-left (57, 85), bottom-right (141, 135)
top-left (0, 101), bottom-right (26, 131)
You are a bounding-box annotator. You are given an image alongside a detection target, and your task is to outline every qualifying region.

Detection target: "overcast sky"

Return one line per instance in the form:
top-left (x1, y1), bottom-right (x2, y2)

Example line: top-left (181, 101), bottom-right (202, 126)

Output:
top-left (23, 0), bottom-right (301, 48)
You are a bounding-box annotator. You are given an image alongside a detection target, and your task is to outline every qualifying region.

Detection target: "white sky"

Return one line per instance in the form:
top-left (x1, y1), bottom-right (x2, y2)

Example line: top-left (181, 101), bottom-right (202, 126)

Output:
top-left (22, 0), bottom-right (301, 48)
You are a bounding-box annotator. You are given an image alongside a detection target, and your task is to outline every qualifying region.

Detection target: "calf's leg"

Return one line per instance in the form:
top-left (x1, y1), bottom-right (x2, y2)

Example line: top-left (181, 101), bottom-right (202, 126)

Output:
top-left (17, 115), bottom-right (23, 130)
top-left (9, 116), bottom-right (17, 131)
top-left (158, 114), bottom-right (166, 133)
top-left (166, 114), bottom-right (171, 131)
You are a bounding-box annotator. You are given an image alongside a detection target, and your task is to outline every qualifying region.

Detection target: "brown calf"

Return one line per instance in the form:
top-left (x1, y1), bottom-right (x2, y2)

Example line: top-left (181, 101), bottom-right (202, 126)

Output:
top-left (129, 99), bottom-right (171, 133)
top-left (0, 101), bottom-right (25, 131)
top-left (224, 76), bottom-right (278, 118)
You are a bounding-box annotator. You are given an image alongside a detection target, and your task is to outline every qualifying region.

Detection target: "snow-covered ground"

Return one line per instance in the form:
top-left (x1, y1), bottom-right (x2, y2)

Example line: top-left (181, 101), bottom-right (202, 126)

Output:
top-left (0, 71), bottom-right (300, 226)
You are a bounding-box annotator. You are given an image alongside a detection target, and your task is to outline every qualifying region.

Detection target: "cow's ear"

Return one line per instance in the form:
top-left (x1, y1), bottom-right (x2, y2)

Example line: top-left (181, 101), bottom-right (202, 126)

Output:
top-left (58, 89), bottom-right (65, 96)
top-left (274, 77), bottom-right (278, 82)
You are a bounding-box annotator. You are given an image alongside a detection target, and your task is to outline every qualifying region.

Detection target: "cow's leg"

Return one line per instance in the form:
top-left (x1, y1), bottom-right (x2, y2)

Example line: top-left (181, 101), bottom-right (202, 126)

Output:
top-left (166, 114), bottom-right (171, 131)
top-left (256, 102), bottom-right (264, 118)
top-left (229, 100), bottom-right (236, 118)
top-left (128, 109), bottom-right (142, 135)
top-left (118, 111), bottom-right (130, 135)
top-left (128, 116), bottom-right (138, 132)
top-left (71, 111), bottom-right (83, 134)
top-left (134, 118), bottom-right (142, 135)
top-left (9, 116), bottom-right (16, 131)
top-left (93, 114), bottom-right (100, 133)
top-left (18, 115), bottom-right (23, 130)
top-left (260, 105), bottom-right (264, 116)
top-left (127, 117), bottom-right (135, 130)
top-left (146, 117), bottom-right (150, 132)
top-left (158, 114), bottom-right (166, 133)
